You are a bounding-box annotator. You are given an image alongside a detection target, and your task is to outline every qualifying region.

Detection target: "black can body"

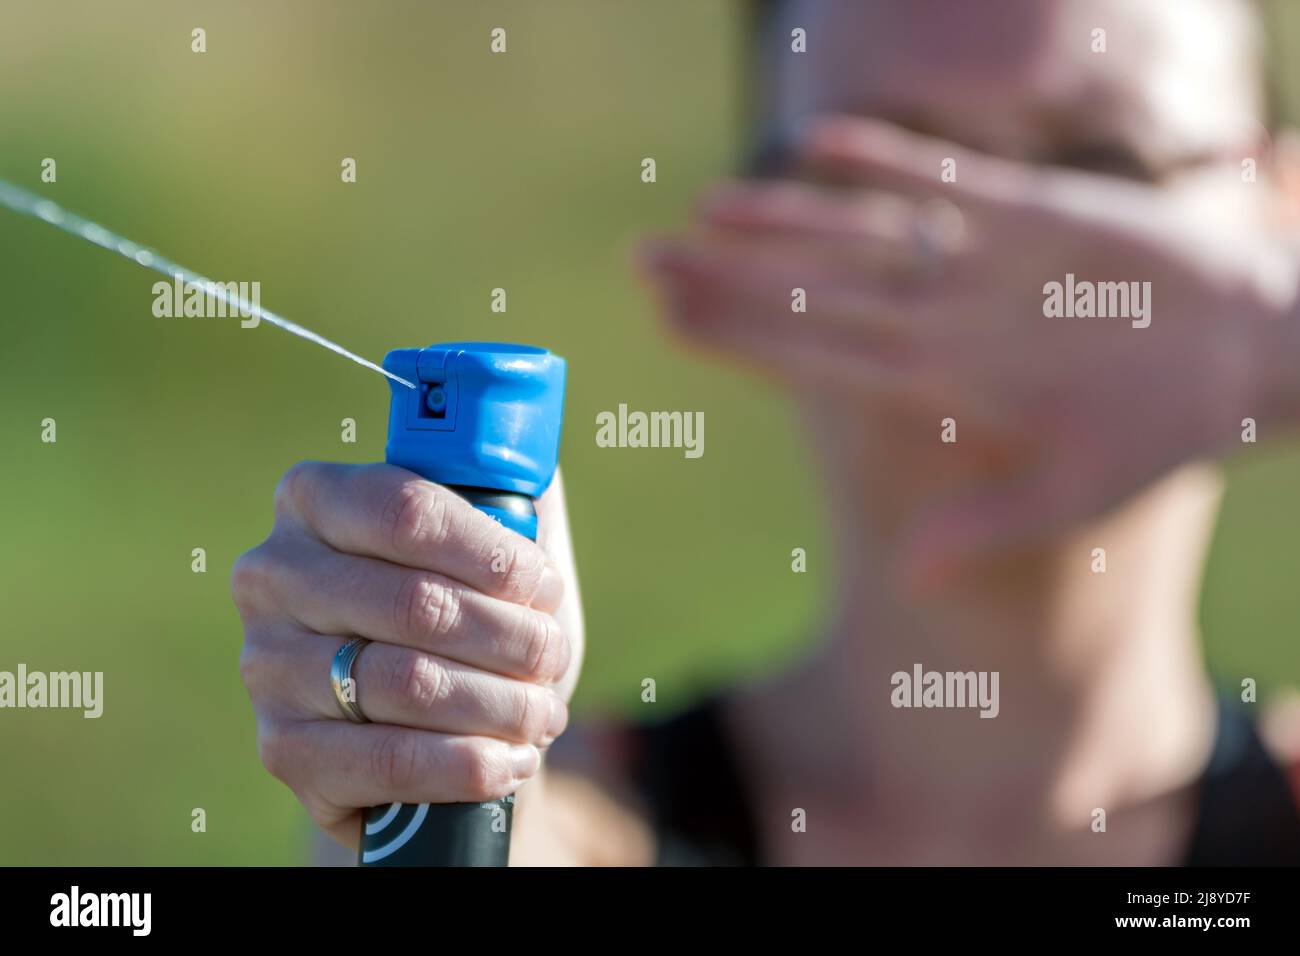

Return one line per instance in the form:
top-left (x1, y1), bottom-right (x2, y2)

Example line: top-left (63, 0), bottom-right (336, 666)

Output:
top-left (358, 487), bottom-right (535, 867)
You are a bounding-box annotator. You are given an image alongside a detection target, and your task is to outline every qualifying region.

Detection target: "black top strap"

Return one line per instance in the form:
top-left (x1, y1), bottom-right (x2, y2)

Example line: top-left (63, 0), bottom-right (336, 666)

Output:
top-left (632, 696), bottom-right (1300, 866)
top-left (1183, 699), bottom-right (1300, 866)
top-left (631, 700), bottom-right (759, 866)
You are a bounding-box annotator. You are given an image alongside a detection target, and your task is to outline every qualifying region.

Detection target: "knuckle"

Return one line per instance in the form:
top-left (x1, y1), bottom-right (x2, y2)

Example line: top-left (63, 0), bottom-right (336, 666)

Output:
top-left (394, 573), bottom-right (461, 644)
top-left (257, 725), bottom-right (293, 783)
top-left (237, 641), bottom-right (265, 697)
top-left (512, 685), bottom-right (550, 742)
top-left (274, 461), bottom-right (319, 519)
top-left (386, 649), bottom-right (449, 715)
top-left (371, 728), bottom-right (421, 793)
top-left (384, 482), bottom-right (452, 556)
top-left (294, 790), bottom-right (336, 831)
top-left (520, 612), bottom-right (565, 683)
top-left (230, 547), bottom-right (274, 615)
top-left (495, 540), bottom-right (548, 605)
top-left (459, 740), bottom-right (513, 801)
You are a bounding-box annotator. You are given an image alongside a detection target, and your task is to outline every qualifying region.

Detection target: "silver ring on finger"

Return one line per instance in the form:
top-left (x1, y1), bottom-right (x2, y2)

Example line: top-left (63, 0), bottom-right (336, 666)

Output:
top-left (907, 197), bottom-right (965, 282)
top-left (330, 637), bottom-right (372, 724)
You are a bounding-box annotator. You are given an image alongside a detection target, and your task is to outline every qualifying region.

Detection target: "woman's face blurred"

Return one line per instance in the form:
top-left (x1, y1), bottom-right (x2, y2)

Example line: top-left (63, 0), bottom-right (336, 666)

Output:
top-left (771, 0), bottom-right (1263, 186)
top-left (759, 0), bottom-right (1267, 533)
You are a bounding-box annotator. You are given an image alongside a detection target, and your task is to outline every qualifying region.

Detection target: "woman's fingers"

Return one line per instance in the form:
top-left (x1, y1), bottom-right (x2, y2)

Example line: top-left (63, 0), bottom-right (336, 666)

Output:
top-left (650, 275), bottom-right (921, 397)
top-left (250, 628), bottom-right (568, 744)
top-left (697, 180), bottom-right (937, 273)
top-left (234, 459), bottom-right (586, 849)
top-left (798, 114), bottom-right (1034, 211)
top-left (247, 535), bottom-right (570, 683)
top-left (272, 462), bottom-right (564, 613)
top-left (639, 235), bottom-right (958, 397)
top-left (641, 237), bottom-right (925, 340)
top-left (256, 718), bottom-right (541, 822)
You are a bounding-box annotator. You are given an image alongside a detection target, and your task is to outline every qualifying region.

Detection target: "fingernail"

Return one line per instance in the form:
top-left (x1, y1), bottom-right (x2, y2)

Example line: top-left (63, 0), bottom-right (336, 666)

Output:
top-left (510, 743), bottom-right (540, 781)
top-left (544, 694), bottom-right (569, 744)
top-left (532, 563), bottom-right (564, 610)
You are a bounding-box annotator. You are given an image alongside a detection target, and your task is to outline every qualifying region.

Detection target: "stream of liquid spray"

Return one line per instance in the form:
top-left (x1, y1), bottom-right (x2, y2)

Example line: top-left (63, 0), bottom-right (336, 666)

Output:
top-left (0, 179), bottom-right (416, 389)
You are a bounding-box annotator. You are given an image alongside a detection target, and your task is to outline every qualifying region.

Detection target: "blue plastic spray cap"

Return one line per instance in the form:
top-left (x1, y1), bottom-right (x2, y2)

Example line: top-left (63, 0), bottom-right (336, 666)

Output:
top-left (383, 342), bottom-right (567, 497)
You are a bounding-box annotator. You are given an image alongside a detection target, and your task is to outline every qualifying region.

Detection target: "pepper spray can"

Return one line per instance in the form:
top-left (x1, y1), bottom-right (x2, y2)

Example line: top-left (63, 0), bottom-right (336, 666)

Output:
top-left (360, 341), bottom-right (567, 866)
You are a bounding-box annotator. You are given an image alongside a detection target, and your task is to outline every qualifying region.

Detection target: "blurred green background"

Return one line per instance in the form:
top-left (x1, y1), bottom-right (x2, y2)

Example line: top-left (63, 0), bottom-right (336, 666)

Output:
top-left (1, 0), bottom-right (1299, 865)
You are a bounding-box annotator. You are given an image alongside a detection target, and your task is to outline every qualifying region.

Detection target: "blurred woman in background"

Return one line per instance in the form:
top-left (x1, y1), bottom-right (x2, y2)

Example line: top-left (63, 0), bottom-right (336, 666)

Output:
top-left (616, 0), bottom-right (1300, 865)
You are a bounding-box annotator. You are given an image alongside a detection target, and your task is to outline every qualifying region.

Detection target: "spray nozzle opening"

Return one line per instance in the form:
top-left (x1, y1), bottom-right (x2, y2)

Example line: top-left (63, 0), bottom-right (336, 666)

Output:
top-left (423, 386), bottom-right (448, 418)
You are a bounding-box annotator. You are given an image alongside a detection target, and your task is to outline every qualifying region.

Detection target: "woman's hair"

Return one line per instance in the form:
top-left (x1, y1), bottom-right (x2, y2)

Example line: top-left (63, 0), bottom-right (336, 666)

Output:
top-left (741, 0), bottom-right (1281, 161)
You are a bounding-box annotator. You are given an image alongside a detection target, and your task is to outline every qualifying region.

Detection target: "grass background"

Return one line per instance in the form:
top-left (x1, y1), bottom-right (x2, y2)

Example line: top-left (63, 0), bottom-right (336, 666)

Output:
top-left (0, 0), bottom-right (1297, 864)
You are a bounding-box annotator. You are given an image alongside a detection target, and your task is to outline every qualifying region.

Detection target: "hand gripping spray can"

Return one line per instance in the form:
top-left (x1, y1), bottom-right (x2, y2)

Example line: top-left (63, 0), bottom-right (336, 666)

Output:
top-left (360, 341), bottom-right (567, 866)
